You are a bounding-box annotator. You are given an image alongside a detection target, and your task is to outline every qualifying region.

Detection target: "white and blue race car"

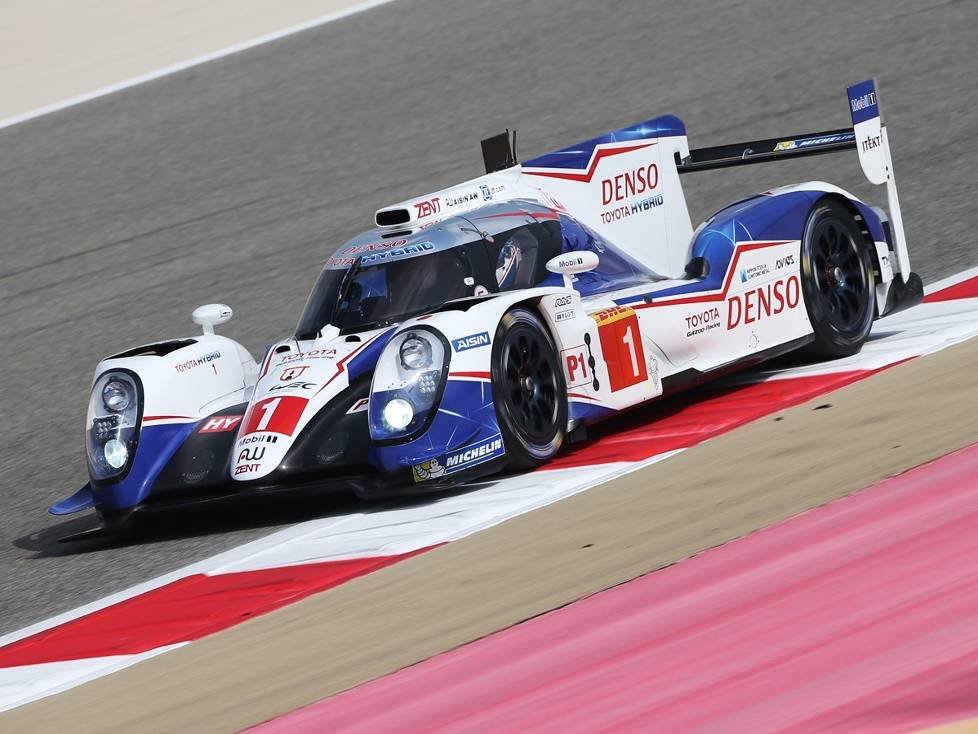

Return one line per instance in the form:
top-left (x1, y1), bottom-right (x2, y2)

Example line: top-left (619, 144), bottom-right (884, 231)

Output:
top-left (52, 79), bottom-right (922, 529)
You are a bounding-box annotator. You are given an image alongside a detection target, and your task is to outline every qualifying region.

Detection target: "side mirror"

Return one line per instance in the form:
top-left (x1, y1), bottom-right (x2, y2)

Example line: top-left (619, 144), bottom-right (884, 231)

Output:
top-left (545, 251), bottom-right (599, 289)
top-left (192, 303), bottom-right (233, 335)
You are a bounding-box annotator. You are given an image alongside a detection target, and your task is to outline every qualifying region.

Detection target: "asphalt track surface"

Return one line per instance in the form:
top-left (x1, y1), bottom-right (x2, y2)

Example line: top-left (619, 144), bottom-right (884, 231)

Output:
top-left (0, 0), bottom-right (974, 635)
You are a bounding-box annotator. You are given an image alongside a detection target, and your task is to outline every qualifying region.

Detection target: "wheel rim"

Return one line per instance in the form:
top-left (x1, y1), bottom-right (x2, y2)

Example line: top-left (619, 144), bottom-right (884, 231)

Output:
top-left (810, 218), bottom-right (869, 333)
top-left (501, 328), bottom-right (559, 442)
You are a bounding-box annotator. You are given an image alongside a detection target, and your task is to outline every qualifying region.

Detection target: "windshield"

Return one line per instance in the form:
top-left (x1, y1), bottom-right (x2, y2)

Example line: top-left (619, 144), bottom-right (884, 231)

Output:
top-left (296, 247), bottom-right (475, 338)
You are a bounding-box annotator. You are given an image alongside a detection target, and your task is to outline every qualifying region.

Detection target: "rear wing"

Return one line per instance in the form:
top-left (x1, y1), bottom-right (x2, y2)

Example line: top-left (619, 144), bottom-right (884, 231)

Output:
top-left (676, 79), bottom-right (911, 282)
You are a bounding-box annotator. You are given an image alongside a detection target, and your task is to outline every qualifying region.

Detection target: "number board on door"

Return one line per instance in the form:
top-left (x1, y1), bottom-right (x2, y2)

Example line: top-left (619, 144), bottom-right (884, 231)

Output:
top-left (592, 306), bottom-right (647, 392)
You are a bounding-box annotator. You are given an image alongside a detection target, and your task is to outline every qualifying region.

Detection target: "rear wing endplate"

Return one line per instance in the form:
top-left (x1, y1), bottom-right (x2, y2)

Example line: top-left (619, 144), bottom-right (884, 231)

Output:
top-left (676, 79), bottom-right (910, 281)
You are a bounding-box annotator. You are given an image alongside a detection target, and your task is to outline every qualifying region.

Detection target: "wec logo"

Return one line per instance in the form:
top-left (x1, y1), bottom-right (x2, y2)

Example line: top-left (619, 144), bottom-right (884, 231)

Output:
top-left (453, 331), bottom-right (490, 352)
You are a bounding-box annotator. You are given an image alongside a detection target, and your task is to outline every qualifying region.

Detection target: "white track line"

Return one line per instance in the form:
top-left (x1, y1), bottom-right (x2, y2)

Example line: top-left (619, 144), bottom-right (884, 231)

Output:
top-left (925, 265), bottom-right (978, 295)
top-left (0, 0), bottom-right (398, 132)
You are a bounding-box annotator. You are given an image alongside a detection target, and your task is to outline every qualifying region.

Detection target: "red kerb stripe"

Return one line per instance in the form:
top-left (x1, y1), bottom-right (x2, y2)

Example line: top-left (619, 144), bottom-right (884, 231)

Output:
top-left (0, 549), bottom-right (431, 668)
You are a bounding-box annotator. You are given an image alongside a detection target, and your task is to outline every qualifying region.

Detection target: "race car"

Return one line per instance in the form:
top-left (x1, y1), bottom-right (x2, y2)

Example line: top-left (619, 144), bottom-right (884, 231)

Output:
top-left (51, 79), bottom-right (922, 530)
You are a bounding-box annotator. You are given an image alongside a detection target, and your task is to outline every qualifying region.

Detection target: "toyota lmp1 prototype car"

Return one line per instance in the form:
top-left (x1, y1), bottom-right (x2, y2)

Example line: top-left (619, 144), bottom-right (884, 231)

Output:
top-left (51, 79), bottom-right (922, 529)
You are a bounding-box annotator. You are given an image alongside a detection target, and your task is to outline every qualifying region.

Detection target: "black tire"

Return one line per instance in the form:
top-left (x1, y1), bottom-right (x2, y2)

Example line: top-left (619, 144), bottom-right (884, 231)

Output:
top-left (799, 199), bottom-right (876, 359)
top-left (491, 308), bottom-right (567, 471)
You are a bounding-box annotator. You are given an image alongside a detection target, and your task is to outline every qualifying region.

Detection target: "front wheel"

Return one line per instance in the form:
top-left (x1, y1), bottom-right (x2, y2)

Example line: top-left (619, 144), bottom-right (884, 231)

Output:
top-left (491, 308), bottom-right (567, 471)
top-left (799, 200), bottom-right (876, 359)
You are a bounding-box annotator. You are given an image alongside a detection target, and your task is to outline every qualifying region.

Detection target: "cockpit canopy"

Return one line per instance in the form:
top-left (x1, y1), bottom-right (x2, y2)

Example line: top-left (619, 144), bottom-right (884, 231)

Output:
top-left (295, 200), bottom-right (660, 339)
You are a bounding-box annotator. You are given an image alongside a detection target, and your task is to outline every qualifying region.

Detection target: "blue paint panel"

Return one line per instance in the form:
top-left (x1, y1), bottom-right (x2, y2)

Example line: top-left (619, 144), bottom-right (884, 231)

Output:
top-left (49, 484), bottom-right (95, 515)
top-left (847, 79), bottom-right (880, 125)
top-left (615, 191), bottom-right (821, 305)
top-left (569, 401), bottom-right (616, 425)
top-left (412, 433), bottom-right (505, 481)
top-left (91, 422), bottom-right (197, 510)
top-left (372, 379), bottom-right (502, 473)
top-left (525, 115), bottom-right (686, 170)
top-left (347, 328), bottom-right (396, 383)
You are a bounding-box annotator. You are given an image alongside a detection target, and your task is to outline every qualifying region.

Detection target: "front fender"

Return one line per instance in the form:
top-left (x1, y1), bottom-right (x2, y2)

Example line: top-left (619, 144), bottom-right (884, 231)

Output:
top-left (86, 334), bottom-right (257, 510)
top-left (369, 288), bottom-right (568, 481)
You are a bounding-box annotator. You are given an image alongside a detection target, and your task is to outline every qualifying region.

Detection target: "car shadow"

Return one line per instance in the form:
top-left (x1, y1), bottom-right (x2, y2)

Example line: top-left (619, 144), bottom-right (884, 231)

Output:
top-left (14, 481), bottom-right (491, 558)
top-left (15, 354), bottom-right (835, 558)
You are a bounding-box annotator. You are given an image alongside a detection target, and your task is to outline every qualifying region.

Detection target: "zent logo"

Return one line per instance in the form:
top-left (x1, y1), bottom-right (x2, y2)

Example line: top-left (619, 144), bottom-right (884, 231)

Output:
top-left (453, 331), bottom-right (490, 352)
top-left (414, 197), bottom-right (441, 218)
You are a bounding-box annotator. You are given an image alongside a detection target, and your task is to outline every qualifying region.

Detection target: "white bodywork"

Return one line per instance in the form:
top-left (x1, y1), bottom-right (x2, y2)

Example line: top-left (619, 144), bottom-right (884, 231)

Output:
top-left (93, 334), bottom-right (257, 427)
top-left (228, 329), bottom-right (387, 480)
top-left (89, 81), bottom-right (911, 491)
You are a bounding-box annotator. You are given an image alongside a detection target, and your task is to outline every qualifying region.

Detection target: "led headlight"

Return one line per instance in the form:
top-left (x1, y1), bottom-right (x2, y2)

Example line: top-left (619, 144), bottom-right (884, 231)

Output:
top-left (382, 398), bottom-right (414, 431)
top-left (369, 327), bottom-right (449, 441)
top-left (399, 333), bottom-right (433, 370)
top-left (102, 379), bottom-right (133, 412)
top-left (86, 370), bottom-right (142, 482)
top-left (103, 438), bottom-right (129, 469)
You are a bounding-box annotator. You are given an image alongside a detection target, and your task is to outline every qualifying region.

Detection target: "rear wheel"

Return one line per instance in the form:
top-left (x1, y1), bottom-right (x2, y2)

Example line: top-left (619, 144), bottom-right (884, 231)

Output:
top-left (799, 200), bottom-right (876, 358)
top-left (491, 308), bottom-right (567, 471)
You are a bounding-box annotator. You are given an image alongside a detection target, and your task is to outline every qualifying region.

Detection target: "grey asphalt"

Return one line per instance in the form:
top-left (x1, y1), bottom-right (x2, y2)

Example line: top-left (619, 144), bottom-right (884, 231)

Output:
top-left (0, 0), bottom-right (974, 636)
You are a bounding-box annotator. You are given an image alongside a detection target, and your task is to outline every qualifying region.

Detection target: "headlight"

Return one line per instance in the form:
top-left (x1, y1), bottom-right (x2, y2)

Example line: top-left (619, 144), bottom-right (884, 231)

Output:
top-left (399, 333), bottom-right (432, 370)
top-left (382, 398), bottom-right (414, 431)
top-left (86, 370), bottom-right (142, 482)
top-left (369, 328), bottom-right (449, 441)
top-left (103, 438), bottom-right (129, 469)
top-left (102, 379), bottom-right (133, 412)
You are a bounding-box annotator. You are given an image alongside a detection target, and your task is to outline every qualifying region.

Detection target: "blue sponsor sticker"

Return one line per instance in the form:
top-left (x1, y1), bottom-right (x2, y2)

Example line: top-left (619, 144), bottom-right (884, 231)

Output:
top-left (453, 331), bottom-right (490, 352)
top-left (360, 241), bottom-right (435, 265)
top-left (847, 79), bottom-right (879, 125)
top-left (412, 434), bottom-right (505, 482)
top-left (774, 132), bottom-right (855, 152)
